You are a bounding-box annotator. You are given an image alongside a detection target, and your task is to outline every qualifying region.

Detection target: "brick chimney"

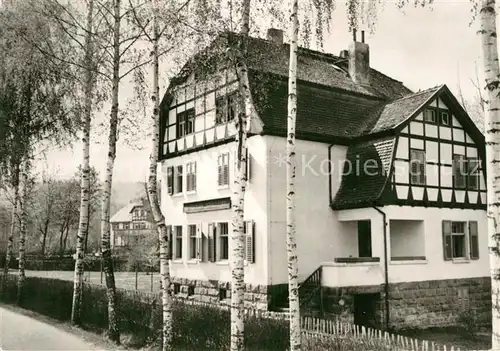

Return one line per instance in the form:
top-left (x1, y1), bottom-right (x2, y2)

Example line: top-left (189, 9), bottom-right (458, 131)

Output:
top-left (267, 28), bottom-right (284, 45)
top-left (348, 29), bottom-right (370, 85)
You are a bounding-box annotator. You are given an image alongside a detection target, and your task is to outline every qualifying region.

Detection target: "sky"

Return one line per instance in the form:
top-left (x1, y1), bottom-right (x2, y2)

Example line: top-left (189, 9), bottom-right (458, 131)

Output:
top-left (41, 0), bottom-right (486, 183)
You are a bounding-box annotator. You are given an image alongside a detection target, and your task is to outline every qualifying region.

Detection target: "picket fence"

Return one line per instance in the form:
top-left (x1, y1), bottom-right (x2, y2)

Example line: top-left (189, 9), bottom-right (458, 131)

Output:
top-left (173, 298), bottom-right (482, 351)
top-left (300, 316), bottom-right (487, 351)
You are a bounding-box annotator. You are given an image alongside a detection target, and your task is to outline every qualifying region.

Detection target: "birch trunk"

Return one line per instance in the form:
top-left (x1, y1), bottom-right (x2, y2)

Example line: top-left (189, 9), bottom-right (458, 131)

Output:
top-left (3, 173), bottom-right (18, 278)
top-left (100, 0), bottom-right (121, 342)
top-left (17, 160), bottom-right (29, 305)
top-left (230, 0), bottom-right (252, 348)
top-left (479, 0), bottom-right (500, 347)
top-left (286, 0), bottom-right (301, 347)
top-left (71, 0), bottom-right (94, 325)
top-left (147, 1), bottom-right (173, 348)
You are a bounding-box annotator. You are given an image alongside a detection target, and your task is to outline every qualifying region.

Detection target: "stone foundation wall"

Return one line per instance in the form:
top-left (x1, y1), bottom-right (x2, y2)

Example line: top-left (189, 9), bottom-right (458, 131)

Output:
top-left (388, 276), bottom-right (491, 329)
top-left (171, 277), bottom-right (270, 310)
top-left (320, 277), bottom-right (491, 330)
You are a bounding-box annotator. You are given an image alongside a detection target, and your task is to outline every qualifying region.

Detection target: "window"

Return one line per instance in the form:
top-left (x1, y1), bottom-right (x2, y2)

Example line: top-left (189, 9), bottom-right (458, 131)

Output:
top-left (174, 225), bottom-right (183, 259)
top-left (215, 92), bottom-right (238, 124)
top-left (218, 153), bottom-right (230, 186)
top-left (173, 283), bottom-right (180, 295)
top-left (453, 155), bottom-right (466, 189)
top-left (442, 220), bottom-right (480, 260)
top-left (410, 149), bottom-right (426, 185)
top-left (176, 108), bottom-right (195, 137)
top-left (174, 165), bottom-right (183, 194)
top-left (440, 111), bottom-right (450, 125)
top-left (187, 285), bottom-right (195, 296)
top-left (133, 223), bottom-right (141, 229)
top-left (467, 158), bottom-right (479, 190)
top-left (451, 222), bottom-right (466, 258)
top-left (218, 222), bottom-right (229, 260)
top-left (188, 224), bottom-right (197, 259)
top-left (167, 166), bottom-right (174, 195)
top-left (186, 162), bottom-right (197, 192)
top-left (357, 220), bottom-right (372, 258)
top-left (423, 109), bottom-right (436, 123)
top-left (124, 223), bottom-right (129, 230)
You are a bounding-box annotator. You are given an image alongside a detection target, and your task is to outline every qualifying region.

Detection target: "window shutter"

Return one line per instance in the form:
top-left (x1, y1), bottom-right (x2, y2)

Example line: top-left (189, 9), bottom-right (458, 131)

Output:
top-left (469, 221), bottom-right (479, 260)
top-left (245, 220), bottom-right (255, 263)
top-left (167, 225), bottom-right (173, 259)
top-left (167, 166), bottom-right (174, 195)
top-left (217, 155), bottom-right (222, 186)
top-left (208, 223), bottom-right (215, 262)
top-left (442, 220), bottom-right (452, 261)
top-left (196, 224), bottom-right (202, 260)
top-left (193, 162), bottom-right (197, 191)
top-left (224, 153), bottom-right (229, 185)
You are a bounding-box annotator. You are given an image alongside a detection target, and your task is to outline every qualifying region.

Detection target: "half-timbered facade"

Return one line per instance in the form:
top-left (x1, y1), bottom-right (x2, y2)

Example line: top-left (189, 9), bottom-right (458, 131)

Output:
top-left (158, 29), bottom-right (490, 330)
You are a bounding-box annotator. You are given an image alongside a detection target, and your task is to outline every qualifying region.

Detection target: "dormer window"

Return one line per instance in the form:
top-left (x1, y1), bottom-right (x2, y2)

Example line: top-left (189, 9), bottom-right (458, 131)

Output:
top-left (423, 109), bottom-right (436, 123)
top-left (177, 108), bottom-right (195, 137)
top-left (216, 92), bottom-right (238, 124)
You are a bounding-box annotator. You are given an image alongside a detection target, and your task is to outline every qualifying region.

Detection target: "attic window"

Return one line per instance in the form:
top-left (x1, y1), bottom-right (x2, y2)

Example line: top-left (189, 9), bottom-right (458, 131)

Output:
top-left (440, 111), bottom-right (450, 126)
top-left (216, 92), bottom-right (238, 124)
top-left (423, 109), bottom-right (436, 123)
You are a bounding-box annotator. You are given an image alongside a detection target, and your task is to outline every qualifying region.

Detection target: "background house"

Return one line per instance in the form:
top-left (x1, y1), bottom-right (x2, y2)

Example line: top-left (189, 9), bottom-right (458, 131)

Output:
top-left (158, 29), bottom-right (489, 330)
top-left (110, 199), bottom-right (155, 250)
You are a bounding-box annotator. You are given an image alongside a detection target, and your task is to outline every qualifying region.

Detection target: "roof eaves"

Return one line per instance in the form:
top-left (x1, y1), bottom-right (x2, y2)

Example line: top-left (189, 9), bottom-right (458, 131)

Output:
top-left (392, 85), bottom-right (444, 132)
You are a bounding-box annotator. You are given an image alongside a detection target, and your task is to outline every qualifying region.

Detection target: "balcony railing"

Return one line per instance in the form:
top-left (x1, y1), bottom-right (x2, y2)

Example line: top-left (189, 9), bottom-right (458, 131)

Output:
top-left (334, 257), bottom-right (380, 264)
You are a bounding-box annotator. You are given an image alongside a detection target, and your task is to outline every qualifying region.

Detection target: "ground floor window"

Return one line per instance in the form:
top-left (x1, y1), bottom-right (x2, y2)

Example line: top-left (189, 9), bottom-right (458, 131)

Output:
top-left (175, 225), bottom-right (183, 259)
top-left (218, 222), bottom-right (229, 260)
top-left (443, 220), bottom-right (479, 260)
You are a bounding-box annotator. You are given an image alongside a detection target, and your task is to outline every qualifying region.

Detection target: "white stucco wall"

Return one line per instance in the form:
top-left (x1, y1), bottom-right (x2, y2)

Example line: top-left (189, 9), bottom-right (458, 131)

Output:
top-left (266, 135), bottom-right (348, 284)
top-left (160, 135), bottom-right (269, 285)
top-left (332, 206), bottom-right (488, 287)
top-left (389, 220), bottom-right (425, 258)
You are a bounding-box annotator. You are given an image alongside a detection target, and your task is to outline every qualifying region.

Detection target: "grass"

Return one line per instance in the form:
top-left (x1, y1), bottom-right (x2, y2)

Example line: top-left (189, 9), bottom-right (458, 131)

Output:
top-left (399, 326), bottom-right (492, 351)
top-left (15, 269), bottom-right (161, 292)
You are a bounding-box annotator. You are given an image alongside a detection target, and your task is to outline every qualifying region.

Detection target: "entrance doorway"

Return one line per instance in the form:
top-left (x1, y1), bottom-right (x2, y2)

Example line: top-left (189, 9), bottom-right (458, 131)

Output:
top-left (353, 293), bottom-right (379, 328)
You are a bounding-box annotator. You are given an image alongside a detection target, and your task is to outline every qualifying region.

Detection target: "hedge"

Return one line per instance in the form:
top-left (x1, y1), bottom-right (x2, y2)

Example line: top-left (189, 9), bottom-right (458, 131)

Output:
top-left (0, 275), bottom-right (397, 350)
top-left (0, 274), bottom-right (288, 350)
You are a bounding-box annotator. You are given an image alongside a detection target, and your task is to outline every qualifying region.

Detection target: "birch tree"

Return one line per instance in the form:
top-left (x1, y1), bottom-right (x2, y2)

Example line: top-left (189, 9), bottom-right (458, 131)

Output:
top-left (477, 0), bottom-right (500, 346)
top-left (285, 0), bottom-right (301, 345)
top-left (71, 0), bottom-right (95, 326)
top-left (147, 2), bottom-right (173, 347)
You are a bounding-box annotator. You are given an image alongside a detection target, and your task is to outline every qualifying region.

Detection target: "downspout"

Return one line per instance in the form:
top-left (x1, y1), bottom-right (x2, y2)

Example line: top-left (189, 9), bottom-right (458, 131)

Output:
top-left (328, 143), bottom-right (334, 204)
top-left (373, 205), bottom-right (390, 331)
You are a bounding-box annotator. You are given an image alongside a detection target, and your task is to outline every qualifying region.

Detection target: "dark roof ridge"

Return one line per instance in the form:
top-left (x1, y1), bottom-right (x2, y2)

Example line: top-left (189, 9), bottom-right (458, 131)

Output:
top-left (389, 84), bottom-right (443, 103)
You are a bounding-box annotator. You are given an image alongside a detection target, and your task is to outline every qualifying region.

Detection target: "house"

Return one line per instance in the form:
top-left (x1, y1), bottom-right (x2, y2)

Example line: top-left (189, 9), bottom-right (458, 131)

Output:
top-left (158, 28), bottom-right (490, 330)
top-left (110, 200), bottom-right (155, 249)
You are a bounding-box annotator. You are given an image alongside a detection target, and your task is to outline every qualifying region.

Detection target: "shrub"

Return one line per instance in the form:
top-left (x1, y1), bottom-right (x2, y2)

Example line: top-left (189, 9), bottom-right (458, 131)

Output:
top-left (0, 275), bottom-right (396, 350)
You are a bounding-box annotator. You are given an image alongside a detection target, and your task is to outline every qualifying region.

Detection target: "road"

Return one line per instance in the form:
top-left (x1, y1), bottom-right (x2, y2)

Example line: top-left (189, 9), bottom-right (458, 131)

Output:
top-left (0, 305), bottom-right (115, 350)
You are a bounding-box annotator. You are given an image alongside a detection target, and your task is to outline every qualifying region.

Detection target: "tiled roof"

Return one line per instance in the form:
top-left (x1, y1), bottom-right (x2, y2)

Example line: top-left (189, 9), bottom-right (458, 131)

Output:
top-left (359, 86), bottom-right (442, 135)
top-left (332, 137), bottom-right (396, 209)
top-left (110, 202), bottom-right (142, 223)
top-left (249, 72), bottom-right (386, 141)
top-left (174, 32), bottom-right (412, 100)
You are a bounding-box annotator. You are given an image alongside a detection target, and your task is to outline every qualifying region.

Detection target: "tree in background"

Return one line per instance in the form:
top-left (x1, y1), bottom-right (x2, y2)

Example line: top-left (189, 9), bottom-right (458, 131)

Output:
top-left (0, 0), bottom-right (79, 303)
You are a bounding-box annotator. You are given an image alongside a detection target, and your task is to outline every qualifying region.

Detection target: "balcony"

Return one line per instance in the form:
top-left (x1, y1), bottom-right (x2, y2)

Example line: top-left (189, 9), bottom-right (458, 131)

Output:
top-left (321, 260), bottom-right (384, 288)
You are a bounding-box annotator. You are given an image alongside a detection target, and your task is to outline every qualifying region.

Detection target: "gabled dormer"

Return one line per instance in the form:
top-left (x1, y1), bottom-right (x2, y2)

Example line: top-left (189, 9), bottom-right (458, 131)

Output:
top-left (332, 85), bottom-right (486, 210)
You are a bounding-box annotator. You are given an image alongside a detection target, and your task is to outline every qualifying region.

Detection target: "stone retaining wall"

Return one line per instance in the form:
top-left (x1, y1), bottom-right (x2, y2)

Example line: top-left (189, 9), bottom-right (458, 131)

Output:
top-left (170, 277), bottom-right (269, 310)
top-left (320, 277), bottom-right (491, 330)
